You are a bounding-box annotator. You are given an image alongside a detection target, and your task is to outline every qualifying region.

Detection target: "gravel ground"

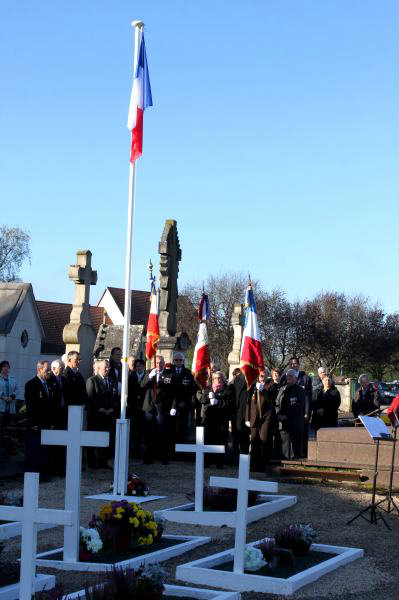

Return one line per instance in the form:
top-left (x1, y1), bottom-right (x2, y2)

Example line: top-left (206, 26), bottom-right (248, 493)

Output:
top-left (1, 459), bottom-right (398, 599)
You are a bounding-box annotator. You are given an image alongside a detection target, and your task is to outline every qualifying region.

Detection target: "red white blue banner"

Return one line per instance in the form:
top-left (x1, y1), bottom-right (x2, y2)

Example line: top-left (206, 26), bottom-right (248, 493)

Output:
top-left (192, 323), bottom-right (210, 389)
top-left (240, 283), bottom-right (264, 389)
top-left (127, 34), bottom-right (153, 163)
top-left (198, 293), bottom-right (210, 321)
top-left (145, 277), bottom-right (159, 361)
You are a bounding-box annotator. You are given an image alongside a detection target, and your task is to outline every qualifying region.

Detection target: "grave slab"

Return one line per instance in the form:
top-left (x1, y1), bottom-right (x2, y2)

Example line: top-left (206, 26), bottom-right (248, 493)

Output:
top-left (154, 494), bottom-right (297, 527)
top-left (35, 534), bottom-right (210, 572)
top-left (176, 540), bottom-right (364, 595)
top-left (0, 574), bottom-right (55, 600)
top-left (84, 493), bottom-right (166, 503)
top-left (64, 583), bottom-right (240, 599)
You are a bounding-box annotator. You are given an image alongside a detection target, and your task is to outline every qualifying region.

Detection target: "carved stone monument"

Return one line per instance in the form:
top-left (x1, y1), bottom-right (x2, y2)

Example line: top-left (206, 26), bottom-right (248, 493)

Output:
top-left (228, 302), bottom-right (243, 379)
top-left (63, 250), bottom-right (97, 380)
top-left (157, 220), bottom-right (182, 364)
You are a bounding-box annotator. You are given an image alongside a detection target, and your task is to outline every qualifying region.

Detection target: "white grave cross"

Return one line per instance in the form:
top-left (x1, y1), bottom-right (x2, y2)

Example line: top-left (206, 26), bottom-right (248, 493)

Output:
top-left (41, 405), bottom-right (109, 562)
top-left (0, 472), bottom-right (73, 600)
top-left (176, 426), bottom-right (225, 512)
top-left (210, 453), bottom-right (278, 573)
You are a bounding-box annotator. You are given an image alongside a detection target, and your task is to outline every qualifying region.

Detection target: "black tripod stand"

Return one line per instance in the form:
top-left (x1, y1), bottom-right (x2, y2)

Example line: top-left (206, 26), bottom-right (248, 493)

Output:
top-left (379, 421), bottom-right (399, 516)
top-left (347, 435), bottom-right (392, 529)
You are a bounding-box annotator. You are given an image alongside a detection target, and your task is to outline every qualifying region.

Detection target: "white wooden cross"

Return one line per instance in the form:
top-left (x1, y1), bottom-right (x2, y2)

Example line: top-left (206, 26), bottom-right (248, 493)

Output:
top-left (41, 405), bottom-right (109, 562)
top-left (210, 453), bottom-right (278, 573)
top-left (176, 426), bottom-right (225, 512)
top-left (0, 472), bottom-right (73, 600)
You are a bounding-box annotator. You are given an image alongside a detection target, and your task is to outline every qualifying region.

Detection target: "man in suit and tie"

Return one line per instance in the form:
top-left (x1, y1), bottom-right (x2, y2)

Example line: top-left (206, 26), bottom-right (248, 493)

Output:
top-left (142, 355), bottom-right (177, 465)
top-left (24, 360), bottom-right (55, 480)
top-left (108, 347), bottom-right (123, 396)
top-left (63, 351), bottom-right (88, 407)
top-left (127, 357), bottom-right (146, 457)
top-left (171, 352), bottom-right (197, 444)
top-left (86, 359), bottom-right (118, 469)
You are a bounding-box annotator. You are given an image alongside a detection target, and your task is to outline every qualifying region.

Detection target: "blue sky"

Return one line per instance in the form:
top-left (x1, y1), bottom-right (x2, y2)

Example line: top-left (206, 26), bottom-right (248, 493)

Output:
top-left (1, 1), bottom-right (397, 313)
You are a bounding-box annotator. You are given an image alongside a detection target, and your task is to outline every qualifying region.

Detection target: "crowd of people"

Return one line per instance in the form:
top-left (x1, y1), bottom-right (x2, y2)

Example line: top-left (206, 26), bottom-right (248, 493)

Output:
top-left (0, 351), bottom-right (384, 480)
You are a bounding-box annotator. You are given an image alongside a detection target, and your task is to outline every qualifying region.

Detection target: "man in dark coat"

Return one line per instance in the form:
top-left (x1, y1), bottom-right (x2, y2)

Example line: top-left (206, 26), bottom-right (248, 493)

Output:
top-left (63, 351), bottom-right (87, 407)
top-left (47, 359), bottom-right (68, 474)
top-left (275, 369), bottom-right (306, 459)
top-left (86, 359), bottom-right (118, 468)
top-left (108, 347), bottom-right (122, 395)
top-left (127, 357), bottom-right (146, 457)
top-left (24, 360), bottom-right (55, 479)
top-left (311, 374), bottom-right (341, 431)
top-left (280, 357), bottom-right (312, 457)
top-left (141, 355), bottom-right (177, 465)
top-left (352, 374), bottom-right (381, 419)
top-left (232, 371), bottom-right (253, 456)
top-left (245, 369), bottom-right (276, 471)
top-left (171, 352), bottom-right (197, 444)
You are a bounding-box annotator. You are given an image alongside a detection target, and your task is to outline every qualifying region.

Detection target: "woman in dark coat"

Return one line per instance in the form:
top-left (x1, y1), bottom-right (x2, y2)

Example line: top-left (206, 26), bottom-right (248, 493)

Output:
top-left (201, 371), bottom-right (234, 467)
top-left (246, 369), bottom-right (276, 471)
top-left (311, 374), bottom-right (341, 432)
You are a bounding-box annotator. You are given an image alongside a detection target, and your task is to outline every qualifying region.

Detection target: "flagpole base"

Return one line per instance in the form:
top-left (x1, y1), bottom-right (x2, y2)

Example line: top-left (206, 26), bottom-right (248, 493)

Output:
top-left (113, 419), bottom-right (130, 495)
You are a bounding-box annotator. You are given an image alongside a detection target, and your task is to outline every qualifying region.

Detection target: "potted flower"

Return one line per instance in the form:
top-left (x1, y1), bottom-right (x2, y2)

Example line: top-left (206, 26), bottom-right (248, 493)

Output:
top-left (90, 501), bottom-right (159, 553)
top-left (244, 545), bottom-right (267, 572)
top-left (82, 564), bottom-right (167, 600)
top-left (127, 473), bottom-right (150, 497)
top-left (274, 523), bottom-right (317, 556)
top-left (79, 526), bottom-right (103, 561)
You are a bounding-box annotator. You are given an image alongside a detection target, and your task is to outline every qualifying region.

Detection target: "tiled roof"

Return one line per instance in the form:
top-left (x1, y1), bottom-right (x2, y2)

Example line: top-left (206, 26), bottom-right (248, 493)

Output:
top-left (36, 301), bottom-right (111, 355)
top-left (106, 287), bottom-right (150, 326)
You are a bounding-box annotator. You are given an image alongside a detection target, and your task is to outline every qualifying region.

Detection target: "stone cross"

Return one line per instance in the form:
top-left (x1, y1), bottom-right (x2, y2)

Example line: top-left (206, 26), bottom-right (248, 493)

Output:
top-left (63, 250), bottom-right (97, 380)
top-left (0, 472), bottom-right (73, 600)
top-left (41, 405), bottom-right (109, 562)
top-left (209, 454), bottom-right (278, 573)
top-left (176, 426), bottom-right (225, 512)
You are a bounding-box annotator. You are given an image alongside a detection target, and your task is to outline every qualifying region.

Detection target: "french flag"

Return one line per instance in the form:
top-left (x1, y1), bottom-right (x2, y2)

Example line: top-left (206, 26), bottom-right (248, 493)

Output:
top-left (240, 283), bottom-right (264, 389)
top-left (192, 322), bottom-right (211, 390)
top-left (145, 277), bottom-right (159, 361)
top-left (127, 34), bottom-right (153, 163)
top-left (198, 293), bottom-right (210, 321)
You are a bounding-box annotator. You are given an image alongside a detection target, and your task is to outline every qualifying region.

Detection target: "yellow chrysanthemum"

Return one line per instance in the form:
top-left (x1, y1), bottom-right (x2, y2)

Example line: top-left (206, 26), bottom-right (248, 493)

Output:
top-left (147, 534), bottom-right (153, 545)
top-left (115, 507), bottom-right (124, 514)
top-left (136, 510), bottom-right (145, 519)
top-left (114, 513), bottom-right (122, 519)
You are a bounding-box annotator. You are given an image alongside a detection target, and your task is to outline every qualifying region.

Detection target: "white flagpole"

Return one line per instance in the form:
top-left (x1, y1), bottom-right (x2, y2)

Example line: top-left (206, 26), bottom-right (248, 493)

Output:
top-left (113, 20), bottom-right (144, 495)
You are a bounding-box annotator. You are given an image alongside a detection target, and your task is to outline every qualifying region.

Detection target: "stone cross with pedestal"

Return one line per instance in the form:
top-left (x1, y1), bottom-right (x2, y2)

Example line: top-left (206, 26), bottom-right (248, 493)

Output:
top-left (63, 250), bottom-right (97, 380)
top-left (176, 426), bottom-right (225, 512)
top-left (41, 405), bottom-right (109, 562)
top-left (0, 472), bottom-right (73, 600)
top-left (228, 303), bottom-right (243, 379)
top-left (209, 454), bottom-right (278, 573)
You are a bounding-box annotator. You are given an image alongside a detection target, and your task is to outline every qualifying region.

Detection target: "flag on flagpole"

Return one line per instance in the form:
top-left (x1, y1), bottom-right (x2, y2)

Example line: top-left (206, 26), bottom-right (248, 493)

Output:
top-left (198, 293), bottom-right (210, 321)
top-left (127, 33), bottom-right (153, 163)
top-left (240, 282), bottom-right (264, 389)
top-left (192, 293), bottom-right (211, 389)
top-left (145, 277), bottom-right (159, 361)
top-left (387, 395), bottom-right (399, 427)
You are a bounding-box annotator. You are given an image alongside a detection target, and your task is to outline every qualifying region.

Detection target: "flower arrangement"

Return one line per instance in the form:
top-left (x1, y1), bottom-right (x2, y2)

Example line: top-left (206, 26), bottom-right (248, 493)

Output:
top-left (274, 523), bottom-right (317, 556)
top-left (79, 527), bottom-right (103, 561)
top-left (89, 500), bottom-right (159, 552)
top-left (127, 473), bottom-right (150, 497)
top-left (244, 546), bottom-right (267, 571)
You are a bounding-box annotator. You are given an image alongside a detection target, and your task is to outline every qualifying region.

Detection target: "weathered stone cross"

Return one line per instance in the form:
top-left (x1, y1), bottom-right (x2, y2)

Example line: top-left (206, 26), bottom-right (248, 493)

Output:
top-left (176, 426), bottom-right (225, 512)
top-left (41, 405), bottom-right (109, 562)
top-left (0, 472), bottom-right (72, 600)
top-left (67, 249), bottom-right (97, 326)
top-left (210, 453), bottom-right (278, 573)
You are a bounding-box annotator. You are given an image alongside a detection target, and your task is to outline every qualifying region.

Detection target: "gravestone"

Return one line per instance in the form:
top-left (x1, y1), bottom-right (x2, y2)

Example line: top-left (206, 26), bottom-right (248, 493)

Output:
top-left (41, 405), bottom-right (109, 562)
top-left (0, 472), bottom-right (72, 600)
top-left (228, 303), bottom-right (243, 379)
top-left (63, 250), bottom-right (97, 380)
top-left (157, 220), bottom-right (182, 364)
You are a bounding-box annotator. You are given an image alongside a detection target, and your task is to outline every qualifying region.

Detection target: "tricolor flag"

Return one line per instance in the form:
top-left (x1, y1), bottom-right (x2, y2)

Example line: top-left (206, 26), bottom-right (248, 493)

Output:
top-left (145, 277), bottom-right (159, 361)
top-left (127, 33), bottom-right (153, 163)
top-left (387, 395), bottom-right (399, 427)
top-left (192, 322), bottom-right (211, 390)
top-left (198, 293), bottom-right (210, 321)
top-left (240, 282), bottom-right (264, 389)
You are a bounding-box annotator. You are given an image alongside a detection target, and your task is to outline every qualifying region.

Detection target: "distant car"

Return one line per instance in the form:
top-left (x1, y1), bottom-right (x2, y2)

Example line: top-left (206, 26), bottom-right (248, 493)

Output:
top-left (371, 381), bottom-right (399, 405)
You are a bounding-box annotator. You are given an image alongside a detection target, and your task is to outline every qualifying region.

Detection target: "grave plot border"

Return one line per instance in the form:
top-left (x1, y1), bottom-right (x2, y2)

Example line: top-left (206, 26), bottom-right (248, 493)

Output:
top-left (176, 540), bottom-right (364, 596)
top-left (0, 522), bottom-right (54, 541)
top-left (35, 534), bottom-right (211, 573)
top-left (0, 574), bottom-right (55, 600)
top-left (64, 583), bottom-right (240, 599)
top-left (84, 493), bottom-right (166, 503)
top-left (154, 494), bottom-right (297, 527)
